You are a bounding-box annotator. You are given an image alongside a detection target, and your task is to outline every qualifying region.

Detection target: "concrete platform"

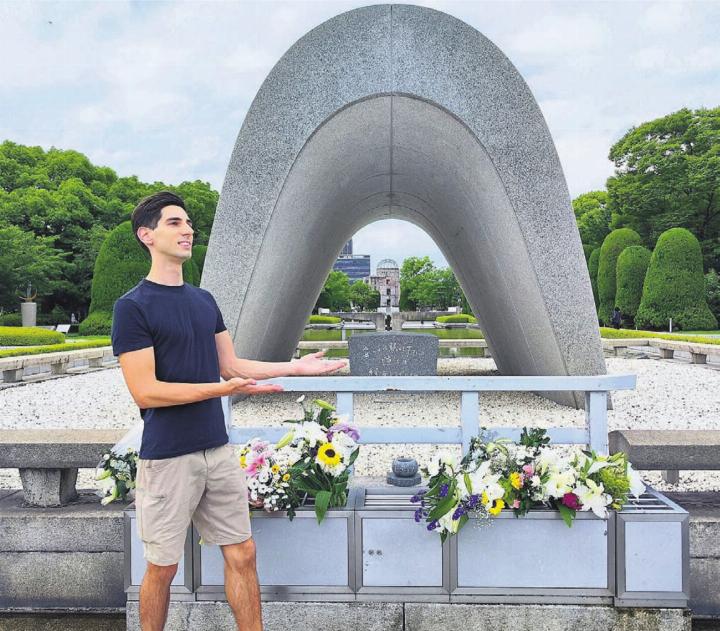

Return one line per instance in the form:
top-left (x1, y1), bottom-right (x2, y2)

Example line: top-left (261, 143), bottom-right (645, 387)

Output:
top-left (125, 601), bottom-right (690, 631)
top-left (0, 490), bottom-right (128, 609)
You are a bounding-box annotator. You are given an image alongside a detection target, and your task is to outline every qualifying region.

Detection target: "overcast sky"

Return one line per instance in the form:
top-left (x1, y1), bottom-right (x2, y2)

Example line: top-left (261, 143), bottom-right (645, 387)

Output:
top-left (2, 1), bottom-right (719, 269)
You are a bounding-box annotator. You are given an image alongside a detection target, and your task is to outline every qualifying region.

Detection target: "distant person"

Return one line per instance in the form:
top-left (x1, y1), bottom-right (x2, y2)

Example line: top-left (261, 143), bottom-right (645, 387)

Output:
top-left (111, 191), bottom-right (346, 631)
top-left (611, 306), bottom-right (622, 329)
top-left (70, 313), bottom-right (78, 324)
top-left (384, 313), bottom-right (392, 330)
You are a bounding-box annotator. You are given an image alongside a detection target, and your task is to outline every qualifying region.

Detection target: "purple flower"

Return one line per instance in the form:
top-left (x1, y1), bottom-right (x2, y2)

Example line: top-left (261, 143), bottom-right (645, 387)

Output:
top-left (328, 421), bottom-right (360, 442)
top-left (410, 490), bottom-right (427, 504)
top-left (467, 494), bottom-right (480, 509)
top-left (427, 520), bottom-right (438, 531)
top-left (414, 508), bottom-right (423, 523)
top-left (439, 483), bottom-right (449, 498)
top-left (452, 505), bottom-right (465, 520)
top-left (562, 492), bottom-right (582, 511)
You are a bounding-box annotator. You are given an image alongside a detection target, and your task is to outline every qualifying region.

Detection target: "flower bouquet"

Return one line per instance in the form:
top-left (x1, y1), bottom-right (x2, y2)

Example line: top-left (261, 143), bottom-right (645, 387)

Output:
top-left (237, 396), bottom-right (360, 523)
top-left (95, 447), bottom-right (139, 505)
top-left (411, 427), bottom-right (646, 542)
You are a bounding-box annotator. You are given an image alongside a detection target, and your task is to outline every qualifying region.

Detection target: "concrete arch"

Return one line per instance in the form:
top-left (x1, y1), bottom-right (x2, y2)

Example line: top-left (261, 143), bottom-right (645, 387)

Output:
top-left (202, 4), bottom-right (606, 407)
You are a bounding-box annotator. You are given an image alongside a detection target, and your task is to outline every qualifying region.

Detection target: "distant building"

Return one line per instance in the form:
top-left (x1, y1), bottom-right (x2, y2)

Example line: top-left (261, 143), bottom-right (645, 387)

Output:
top-left (366, 258), bottom-right (400, 312)
top-left (333, 239), bottom-right (371, 281)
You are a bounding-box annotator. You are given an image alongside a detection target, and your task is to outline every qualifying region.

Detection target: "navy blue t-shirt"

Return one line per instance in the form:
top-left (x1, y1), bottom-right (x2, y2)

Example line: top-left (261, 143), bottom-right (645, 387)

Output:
top-left (111, 279), bottom-right (228, 459)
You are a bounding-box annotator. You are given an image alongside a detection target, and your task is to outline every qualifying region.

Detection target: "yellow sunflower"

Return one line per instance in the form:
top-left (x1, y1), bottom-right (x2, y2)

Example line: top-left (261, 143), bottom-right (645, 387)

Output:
top-left (317, 443), bottom-right (342, 468)
top-left (488, 499), bottom-right (505, 516)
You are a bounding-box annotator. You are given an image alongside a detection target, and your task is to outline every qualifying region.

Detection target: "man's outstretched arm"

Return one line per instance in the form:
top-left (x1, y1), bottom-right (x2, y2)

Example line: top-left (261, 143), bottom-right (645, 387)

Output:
top-left (119, 346), bottom-right (283, 409)
top-left (215, 330), bottom-right (347, 381)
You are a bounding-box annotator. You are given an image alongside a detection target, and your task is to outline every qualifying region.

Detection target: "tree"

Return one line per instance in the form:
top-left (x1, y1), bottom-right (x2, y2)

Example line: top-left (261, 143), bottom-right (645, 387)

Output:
top-left (636, 228), bottom-right (717, 331)
top-left (0, 140), bottom-right (219, 318)
top-left (193, 245), bottom-right (208, 280)
top-left (573, 191), bottom-right (612, 249)
top-left (597, 228), bottom-right (642, 325)
top-left (349, 281), bottom-right (380, 311)
top-left (399, 256), bottom-right (435, 311)
top-left (0, 225), bottom-right (65, 310)
top-left (587, 248), bottom-right (601, 309)
top-left (84, 221), bottom-right (201, 333)
top-left (315, 270), bottom-right (352, 312)
top-left (705, 269), bottom-right (720, 324)
top-left (615, 245), bottom-right (652, 323)
top-left (607, 107), bottom-right (720, 270)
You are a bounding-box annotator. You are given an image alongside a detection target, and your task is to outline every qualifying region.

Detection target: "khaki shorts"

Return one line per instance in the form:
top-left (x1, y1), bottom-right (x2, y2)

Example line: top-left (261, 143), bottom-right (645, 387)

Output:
top-left (135, 443), bottom-right (251, 566)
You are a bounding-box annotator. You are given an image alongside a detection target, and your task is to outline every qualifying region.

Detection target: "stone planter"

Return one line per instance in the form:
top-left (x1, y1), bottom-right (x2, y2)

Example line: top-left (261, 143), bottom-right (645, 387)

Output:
top-left (615, 489), bottom-right (689, 607)
top-left (124, 507), bottom-right (194, 601)
top-left (194, 488), bottom-right (360, 602)
top-left (355, 488), bottom-right (450, 602)
top-left (450, 509), bottom-right (614, 604)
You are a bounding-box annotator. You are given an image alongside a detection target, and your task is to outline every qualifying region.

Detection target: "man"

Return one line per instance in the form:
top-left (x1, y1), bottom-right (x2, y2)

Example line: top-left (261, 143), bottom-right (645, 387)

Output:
top-left (111, 191), bottom-right (345, 631)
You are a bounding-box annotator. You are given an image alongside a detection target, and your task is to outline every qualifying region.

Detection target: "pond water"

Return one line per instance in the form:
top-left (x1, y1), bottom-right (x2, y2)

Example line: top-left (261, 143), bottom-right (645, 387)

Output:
top-left (300, 327), bottom-right (485, 358)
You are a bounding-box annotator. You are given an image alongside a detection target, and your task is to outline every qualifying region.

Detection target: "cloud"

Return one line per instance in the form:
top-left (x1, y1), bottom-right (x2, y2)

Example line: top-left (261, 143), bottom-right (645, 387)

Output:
top-left (1, 0), bottom-right (719, 268)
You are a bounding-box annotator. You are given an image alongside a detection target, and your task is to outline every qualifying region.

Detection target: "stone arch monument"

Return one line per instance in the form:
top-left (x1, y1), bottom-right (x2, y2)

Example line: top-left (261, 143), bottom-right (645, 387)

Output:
top-left (202, 4), bottom-right (606, 407)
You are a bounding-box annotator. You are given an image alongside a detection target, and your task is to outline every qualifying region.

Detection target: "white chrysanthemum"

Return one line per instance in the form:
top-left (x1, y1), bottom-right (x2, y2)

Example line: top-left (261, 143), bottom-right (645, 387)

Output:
top-left (296, 422), bottom-right (327, 447)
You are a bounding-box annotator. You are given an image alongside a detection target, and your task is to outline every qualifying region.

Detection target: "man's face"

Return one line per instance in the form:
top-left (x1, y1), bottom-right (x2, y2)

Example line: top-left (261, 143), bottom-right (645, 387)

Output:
top-left (139, 205), bottom-right (194, 261)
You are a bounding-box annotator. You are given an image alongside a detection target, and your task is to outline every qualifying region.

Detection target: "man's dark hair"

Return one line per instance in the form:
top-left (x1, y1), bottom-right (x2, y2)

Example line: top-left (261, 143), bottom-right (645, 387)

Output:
top-left (131, 191), bottom-right (187, 255)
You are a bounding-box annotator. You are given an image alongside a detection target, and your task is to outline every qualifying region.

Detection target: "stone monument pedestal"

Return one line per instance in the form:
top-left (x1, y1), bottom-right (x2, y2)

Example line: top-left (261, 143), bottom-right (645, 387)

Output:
top-left (21, 302), bottom-right (37, 327)
top-left (348, 332), bottom-right (438, 376)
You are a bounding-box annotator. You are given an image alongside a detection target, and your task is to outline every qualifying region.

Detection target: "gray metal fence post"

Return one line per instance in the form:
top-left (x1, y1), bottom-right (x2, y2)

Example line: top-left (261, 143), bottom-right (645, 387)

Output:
top-left (336, 392), bottom-right (354, 423)
top-left (585, 390), bottom-right (609, 454)
top-left (460, 391), bottom-right (479, 455)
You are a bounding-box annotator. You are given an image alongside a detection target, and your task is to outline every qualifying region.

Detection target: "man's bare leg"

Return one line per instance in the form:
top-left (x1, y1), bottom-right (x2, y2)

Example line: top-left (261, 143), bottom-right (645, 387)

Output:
top-left (139, 562), bottom-right (178, 631)
top-left (222, 539), bottom-right (262, 631)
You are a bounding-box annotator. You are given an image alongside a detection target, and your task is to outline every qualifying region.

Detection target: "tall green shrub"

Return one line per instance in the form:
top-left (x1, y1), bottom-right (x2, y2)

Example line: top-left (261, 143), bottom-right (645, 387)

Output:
top-left (615, 246), bottom-right (651, 321)
top-left (582, 244), bottom-right (594, 263)
top-left (636, 228), bottom-right (717, 331)
top-left (597, 228), bottom-right (642, 325)
top-left (83, 221), bottom-right (200, 333)
top-left (193, 245), bottom-right (208, 280)
top-left (588, 248), bottom-right (601, 309)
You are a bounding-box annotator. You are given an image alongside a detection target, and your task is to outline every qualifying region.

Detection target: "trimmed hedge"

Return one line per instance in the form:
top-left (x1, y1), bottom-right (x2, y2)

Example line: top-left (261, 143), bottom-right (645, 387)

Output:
top-left (193, 245), bottom-right (207, 279)
top-left (0, 313), bottom-right (22, 327)
top-left (597, 229), bottom-right (642, 325)
top-left (615, 246), bottom-right (651, 320)
top-left (436, 314), bottom-right (478, 324)
top-left (0, 339), bottom-right (110, 359)
top-left (84, 221), bottom-right (200, 332)
top-left (0, 326), bottom-right (64, 346)
top-left (582, 244), bottom-right (594, 263)
top-left (636, 228), bottom-right (717, 331)
top-left (309, 315), bottom-right (342, 324)
top-left (79, 311), bottom-right (113, 336)
top-left (599, 326), bottom-right (720, 345)
top-left (588, 248), bottom-right (600, 309)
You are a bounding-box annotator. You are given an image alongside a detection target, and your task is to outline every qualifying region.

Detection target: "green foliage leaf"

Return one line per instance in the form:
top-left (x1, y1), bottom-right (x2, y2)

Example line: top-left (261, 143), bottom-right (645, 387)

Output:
top-left (557, 504), bottom-right (576, 528)
top-left (314, 490), bottom-right (331, 524)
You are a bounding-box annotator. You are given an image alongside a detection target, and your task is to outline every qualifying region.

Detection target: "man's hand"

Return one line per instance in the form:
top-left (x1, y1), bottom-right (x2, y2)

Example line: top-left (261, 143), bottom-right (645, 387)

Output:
top-left (292, 351), bottom-right (347, 376)
top-left (225, 378), bottom-right (284, 396)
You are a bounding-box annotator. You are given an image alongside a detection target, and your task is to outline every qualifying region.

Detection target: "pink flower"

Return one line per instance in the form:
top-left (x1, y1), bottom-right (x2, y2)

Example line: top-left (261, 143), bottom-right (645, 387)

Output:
top-left (522, 464), bottom-right (534, 476)
top-left (512, 499), bottom-right (521, 509)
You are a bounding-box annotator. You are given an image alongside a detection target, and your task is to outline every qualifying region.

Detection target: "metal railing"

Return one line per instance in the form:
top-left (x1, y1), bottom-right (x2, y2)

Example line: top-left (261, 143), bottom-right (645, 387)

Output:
top-left (225, 374), bottom-right (636, 455)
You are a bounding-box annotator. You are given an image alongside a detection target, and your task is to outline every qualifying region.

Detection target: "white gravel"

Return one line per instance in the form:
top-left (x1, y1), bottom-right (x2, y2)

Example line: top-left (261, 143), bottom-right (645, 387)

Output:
top-left (2, 356), bottom-right (719, 492)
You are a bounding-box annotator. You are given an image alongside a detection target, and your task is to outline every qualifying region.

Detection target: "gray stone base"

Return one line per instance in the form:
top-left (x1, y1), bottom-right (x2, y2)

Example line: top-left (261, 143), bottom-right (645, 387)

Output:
top-left (18, 468), bottom-right (78, 507)
top-left (0, 489), bottom-right (127, 609)
top-left (406, 604), bottom-right (690, 631)
top-left (0, 613), bottom-right (125, 631)
top-left (126, 601), bottom-right (404, 631)
top-left (125, 601), bottom-right (690, 631)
